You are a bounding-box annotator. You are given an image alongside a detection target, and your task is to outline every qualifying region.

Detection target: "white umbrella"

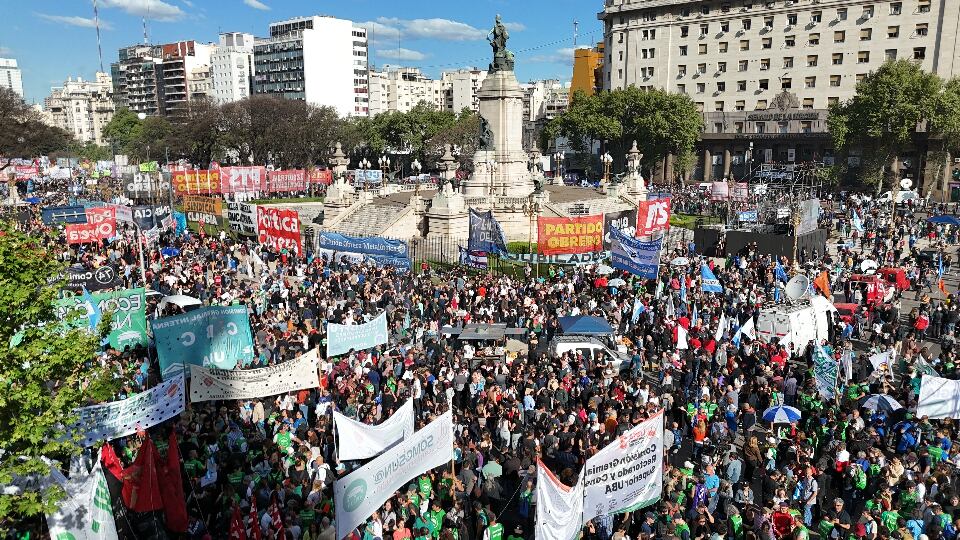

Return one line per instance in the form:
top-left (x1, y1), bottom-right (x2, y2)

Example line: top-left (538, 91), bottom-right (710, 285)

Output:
top-left (762, 405), bottom-right (802, 424)
top-left (671, 257), bottom-right (690, 267)
top-left (505, 339), bottom-right (528, 353)
top-left (159, 294), bottom-right (203, 310)
top-left (608, 278), bottom-right (627, 287)
top-left (860, 394), bottom-right (903, 412)
top-left (596, 264), bottom-right (615, 275)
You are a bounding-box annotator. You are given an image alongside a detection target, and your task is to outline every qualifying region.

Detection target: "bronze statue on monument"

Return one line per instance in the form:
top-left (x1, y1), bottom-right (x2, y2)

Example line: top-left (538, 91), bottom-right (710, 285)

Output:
top-left (487, 15), bottom-right (514, 73)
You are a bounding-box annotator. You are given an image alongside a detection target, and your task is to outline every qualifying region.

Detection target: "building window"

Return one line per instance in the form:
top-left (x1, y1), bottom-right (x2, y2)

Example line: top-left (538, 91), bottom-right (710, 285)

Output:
top-left (717, 81), bottom-right (727, 91)
top-left (765, 16), bottom-right (775, 27)
top-left (802, 97), bottom-right (815, 108)
top-left (680, 45), bottom-right (688, 56)
top-left (760, 58), bottom-right (770, 70)
top-left (680, 7), bottom-right (691, 16)
top-left (890, 2), bottom-right (902, 15)
top-left (736, 100), bottom-right (746, 110)
top-left (742, 18), bottom-right (752, 30)
top-left (787, 13), bottom-right (798, 25)
top-left (916, 23), bottom-right (929, 36)
top-left (783, 56), bottom-right (794, 68)
top-left (885, 49), bottom-right (898, 61)
top-left (827, 96), bottom-right (839, 106)
top-left (781, 77), bottom-right (792, 89)
top-left (811, 11), bottom-right (822, 23)
top-left (756, 99), bottom-right (768, 109)
top-left (701, 4), bottom-right (710, 14)
top-left (721, 21), bottom-right (730, 32)
top-left (888, 26), bottom-right (900, 38)
top-left (735, 121), bottom-right (745, 132)
top-left (860, 28), bottom-right (873, 40)
top-left (807, 55), bottom-right (818, 67)
top-left (914, 47), bottom-right (926, 60)
top-left (805, 76), bottom-right (816, 88)
top-left (759, 78), bottom-right (769, 90)
top-left (700, 24), bottom-right (710, 36)
top-left (756, 122), bottom-right (766, 133)
top-left (722, 2), bottom-right (731, 12)
top-left (715, 102), bottom-right (725, 111)
top-left (738, 80), bottom-right (747, 91)
top-left (801, 120), bottom-right (813, 133)
top-left (809, 33), bottom-right (820, 45)
top-left (778, 121), bottom-right (789, 133)
top-left (763, 38), bottom-right (773, 49)
top-left (785, 35), bottom-right (796, 47)
top-left (697, 83), bottom-right (706, 93)
top-left (618, 68), bottom-right (623, 79)
top-left (834, 31), bottom-right (845, 43)
top-left (858, 51), bottom-right (870, 63)
top-left (720, 42), bottom-right (729, 52)
top-left (679, 65), bottom-right (688, 76)
top-left (830, 74), bottom-right (841, 86)
top-left (698, 63), bottom-right (707, 74)
top-left (678, 83), bottom-right (687, 93)
top-left (862, 5), bottom-right (874, 18)
top-left (837, 7), bottom-right (847, 20)
top-left (918, 0), bottom-right (930, 13)
top-left (681, 26), bottom-right (690, 37)
top-left (718, 61), bottom-right (728, 72)
top-left (740, 40), bottom-right (750, 51)
top-left (700, 44), bottom-right (709, 54)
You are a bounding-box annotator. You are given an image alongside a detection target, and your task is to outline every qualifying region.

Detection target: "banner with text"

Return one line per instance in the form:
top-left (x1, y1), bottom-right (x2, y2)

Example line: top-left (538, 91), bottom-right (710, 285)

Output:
top-left (536, 460), bottom-right (585, 540)
top-left (334, 411), bottom-right (454, 540)
top-left (309, 169), bottom-right (333, 185)
top-left (153, 305), bottom-right (255, 380)
top-left (468, 209), bottom-right (508, 254)
top-left (582, 410), bottom-right (663, 521)
top-left (636, 198), bottom-right (672, 238)
top-left (172, 169), bottom-right (220, 195)
top-left (257, 206), bottom-right (302, 256)
top-left (42, 205), bottom-right (87, 225)
top-left (316, 232), bottom-right (410, 271)
top-left (55, 287), bottom-right (148, 350)
top-left (610, 227), bottom-right (661, 279)
top-left (45, 458), bottom-right (118, 540)
top-left (603, 209), bottom-right (638, 249)
top-left (537, 215), bottom-right (604, 255)
top-left (798, 198), bottom-right (820, 235)
top-left (132, 204), bottom-right (171, 230)
top-left (269, 169), bottom-right (308, 192)
top-left (72, 373), bottom-right (185, 447)
top-left (182, 195), bottom-right (223, 226)
top-left (220, 166), bottom-right (267, 194)
top-left (334, 399), bottom-right (416, 461)
top-left (227, 201), bottom-right (259, 236)
top-left (85, 207), bottom-right (117, 238)
top-left (189, 348), bottom-right (319, 402)
top-left (64, 264), bottom-right (120, 292)
top-left (327, 312), bottom-right (389, 357)
top-left (917, 375), bottom-right (960, 419)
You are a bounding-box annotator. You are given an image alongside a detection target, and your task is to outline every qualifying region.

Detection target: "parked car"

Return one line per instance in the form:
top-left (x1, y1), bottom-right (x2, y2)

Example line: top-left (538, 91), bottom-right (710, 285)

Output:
top-left (877, 267), bottom-right (911, 292)
top-left (548, 335), bottom-right (633, 373)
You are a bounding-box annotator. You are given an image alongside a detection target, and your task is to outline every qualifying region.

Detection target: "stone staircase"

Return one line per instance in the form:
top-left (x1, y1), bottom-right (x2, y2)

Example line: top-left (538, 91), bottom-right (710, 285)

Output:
top-left (325, 196), bottom-right (411, 237)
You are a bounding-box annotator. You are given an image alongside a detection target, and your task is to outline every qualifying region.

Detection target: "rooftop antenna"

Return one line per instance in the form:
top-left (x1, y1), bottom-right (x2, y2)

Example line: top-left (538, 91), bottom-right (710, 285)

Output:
top-left (93, 0), bottom-right (104, 72)
top-left (574, 20), bottom-right (579, 47)
top-left (142, 2), bottom-right (150, 45)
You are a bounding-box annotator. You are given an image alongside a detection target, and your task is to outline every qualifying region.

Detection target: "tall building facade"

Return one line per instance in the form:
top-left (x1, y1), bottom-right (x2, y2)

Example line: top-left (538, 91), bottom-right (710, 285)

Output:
top-left (571, 42), bottom-right (605, 99)
top-left (43, 73), bottom-right (115, 145)
top-left (440, 69), bottom-right (487, 113)
top-left (599, 0), bottom-right (960, 182)
top-left (253, 16), bottom-right (369, 117)
top-left (111, 45), bottom-right (162, 114)
top-left (368, 66), bottom-right (444, 116)
top-left (0, 58), bottom-right (23, 97)
top-left (211, 32), bottom-right (254, 104)
top-left (111, 41), bottom-right (214, 116)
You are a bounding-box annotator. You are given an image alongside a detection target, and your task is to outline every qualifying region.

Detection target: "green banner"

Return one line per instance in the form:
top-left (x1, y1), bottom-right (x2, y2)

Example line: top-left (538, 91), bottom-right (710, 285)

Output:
top-left (55, 288), bottom-right (148, 350)
top-left (138, 161), bottom-right (159, 172)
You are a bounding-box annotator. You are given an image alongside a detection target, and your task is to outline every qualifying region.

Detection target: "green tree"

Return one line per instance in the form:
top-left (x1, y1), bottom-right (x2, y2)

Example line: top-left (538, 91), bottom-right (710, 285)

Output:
top-left (828, 60), bottom-right (942, 190)
top-left (101, 107), bottom-right (143, 157)
top-left (0, 87), bottom-right (73, 170)
top-left (0, 226), bottom-right (118, 529)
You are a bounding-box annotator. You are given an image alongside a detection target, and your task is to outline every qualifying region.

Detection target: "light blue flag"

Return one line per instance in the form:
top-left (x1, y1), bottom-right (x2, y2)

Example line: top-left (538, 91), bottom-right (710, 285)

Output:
top-left (680, 276), bottom-right (688, 303)
top-left (700, 264), bottom-right (724, 293)
top-left (80, 288), bottom-right (102, 332)
top-left (691, 304), bottom-right (699, 327)
top-left (631, 297), bottom-right (645, 323)
top-left (852, 209), bottom-right (865, 233)
top-left (774, 262), bottom-right (789, 283)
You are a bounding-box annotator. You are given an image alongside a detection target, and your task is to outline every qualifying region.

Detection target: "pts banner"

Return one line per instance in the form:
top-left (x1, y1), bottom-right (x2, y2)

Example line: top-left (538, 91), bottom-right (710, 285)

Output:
top-left (258, 207), bottom-right (302, 256)
top-left (537, 215), bottom-right (604, 255)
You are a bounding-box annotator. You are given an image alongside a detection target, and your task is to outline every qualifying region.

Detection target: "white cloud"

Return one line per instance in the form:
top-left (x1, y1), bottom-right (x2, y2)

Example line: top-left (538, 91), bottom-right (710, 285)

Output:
top-left (504, 22), bottom-right (526, 32)
top-left (0, 46), bottom-right (12, 56)
top-left (528, 47), bottom-right (576, 65)
top-left (379, 47), bottom-right (428, 61)
top-left (37, 14), bottom-right (113, 30)
top-left (181, 0), bottom-right (194, 6)
top-left (360, 17), bottom-right (487, 45)
top-left (243, 0), bottom-right (269, 10)
top-left (99, 0), bottom-right (184, 22)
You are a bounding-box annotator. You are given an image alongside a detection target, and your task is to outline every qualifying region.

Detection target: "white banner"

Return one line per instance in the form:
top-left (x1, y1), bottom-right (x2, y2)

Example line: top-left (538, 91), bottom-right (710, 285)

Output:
top-left (797, 198), bottom-right (820, 235)
top-left (536, 459), bottom-right (585, 540)
top-left (334, 399), bottom-right (416, 461)
top-left (918, 375), bottom-right (960, 419)
top-left (190, 349), bottom-right (320, 403)
top-left (73, 374), bottom-right (185, 447)
top-left (335, 411), bottom-right (454, 539)
top-left (327, 312), bottom-right (389, 357)
top-left (582, 410), bottom-right (663, 522)
top-left (46, 454), bottom-right (119, 540)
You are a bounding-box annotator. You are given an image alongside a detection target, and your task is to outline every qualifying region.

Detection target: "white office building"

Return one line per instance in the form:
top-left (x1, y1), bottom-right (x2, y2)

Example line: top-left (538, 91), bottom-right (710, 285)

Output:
top-left (0, 58), bottom-right (24, 97)
top-left (43, 72), bottom-right (115, 145)
top-left (211, 32), bottom-right (254, 104)
top-left (440, 69), bottom-right (487, 113)
top-left (368, 66), bottom-right (444, 116)
top-left (253, 16), bottom-right (369, 117)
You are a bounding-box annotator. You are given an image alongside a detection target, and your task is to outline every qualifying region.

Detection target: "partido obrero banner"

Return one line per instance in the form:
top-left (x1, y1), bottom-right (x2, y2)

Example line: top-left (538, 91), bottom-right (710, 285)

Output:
top-left (537, 215), bottom-right (604, 255)
top-left (72, 373), bottom-right (185, 447)
top-left (316, 232), bottom-right (411, 271)
top-left (189, 349), bottom-right (319, 403)
top-left (335, 411), bottom-right (454, 539)
top-left (55, 287), bottom-right (148, 350)
top-left (334, 399), bottom-right (416, 461)
top-left (326, 312), bottom-right (389, 357)
top-left (153, 305), bottom-right (255, 380)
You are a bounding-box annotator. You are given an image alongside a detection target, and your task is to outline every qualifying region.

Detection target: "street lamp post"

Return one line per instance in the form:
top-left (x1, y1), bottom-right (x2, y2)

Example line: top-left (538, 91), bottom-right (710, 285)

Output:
top-left (601, 152), bottom-right (613, 186)
top-left (411, 159), bottom-right (422, 196)
top-left (378, 155), bottom-right (391, 182)
top-left (359, 158), bottom-right (372, 191)
top-left (523, 193), bottom-right (541, 257)
top-left (553, 151), bottom-right (564, 185)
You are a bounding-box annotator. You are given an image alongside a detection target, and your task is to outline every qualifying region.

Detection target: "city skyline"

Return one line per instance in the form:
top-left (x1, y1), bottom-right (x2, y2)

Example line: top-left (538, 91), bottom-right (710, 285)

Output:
top-left (4, 0), bottom-right (601, 103)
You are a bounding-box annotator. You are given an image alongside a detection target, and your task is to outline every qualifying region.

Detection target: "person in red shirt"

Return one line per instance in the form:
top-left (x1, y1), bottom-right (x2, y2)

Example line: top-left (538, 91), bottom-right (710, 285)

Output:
top-left (771, 501), bottom-right (796, 538)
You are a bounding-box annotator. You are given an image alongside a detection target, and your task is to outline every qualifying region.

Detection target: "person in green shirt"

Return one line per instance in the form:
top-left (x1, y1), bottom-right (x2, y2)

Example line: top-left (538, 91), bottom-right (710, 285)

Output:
top-left (273, 424), bottom-right (293, 454)
top-left (483, 515), bottom-right (504, 540)
top-left (413, 527), bottom-right (431, 540)
top-left (505, 526), bottom-right (524, 540)
top-left (418, 474), bottom-right (433, 501)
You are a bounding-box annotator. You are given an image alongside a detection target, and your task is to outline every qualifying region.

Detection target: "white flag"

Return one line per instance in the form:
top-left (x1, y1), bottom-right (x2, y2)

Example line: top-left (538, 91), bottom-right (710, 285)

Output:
top-left (536, 460), bottom-right (585, 540)
top-left (677, 325), bottom-right (688, 350)
top-left (335, 411), bottom-right (454, 539)
top-left (334, 399), bottom-right (416, 461)
top-left (740, 318), bottom-right (756, 340)
top-left (46, 452), bottom-right (119, 540)
top-left (714, 313), bottom-right (727, 342)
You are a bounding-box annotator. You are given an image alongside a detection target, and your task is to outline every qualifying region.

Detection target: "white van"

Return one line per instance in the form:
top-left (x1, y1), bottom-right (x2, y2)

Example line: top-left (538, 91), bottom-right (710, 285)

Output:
top-left (548, 336), bottom-right (633, 372)
top-left (756, 295), bottom-right (836, 354)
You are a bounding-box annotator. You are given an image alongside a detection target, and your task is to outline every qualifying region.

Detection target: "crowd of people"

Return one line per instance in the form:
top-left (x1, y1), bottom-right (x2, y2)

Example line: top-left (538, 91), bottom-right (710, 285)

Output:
top-left (13, 183), bottom-right (960, 540)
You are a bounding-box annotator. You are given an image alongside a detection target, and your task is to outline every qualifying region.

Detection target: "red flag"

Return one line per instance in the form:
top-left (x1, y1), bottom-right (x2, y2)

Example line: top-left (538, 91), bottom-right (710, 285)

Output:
top-left (121, 437), bottom-right (163, 512)
top-left (270, 498), bottom-right (284, 538)
top-left (939, 279), bottom-right (948, 296)
top-left (159, 431), bottom-right (189, 532)
top-left (249, 498), bottom-right (262, 540)
top-left (100, 443), bottom-right (124, 480)
top-left (229, 504), bottom-right (247, 540)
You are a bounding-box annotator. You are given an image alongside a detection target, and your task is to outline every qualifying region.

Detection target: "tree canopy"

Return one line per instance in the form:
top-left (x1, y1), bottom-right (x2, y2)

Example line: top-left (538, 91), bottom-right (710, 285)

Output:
top-left (0, 88), bottom-right (72, 170)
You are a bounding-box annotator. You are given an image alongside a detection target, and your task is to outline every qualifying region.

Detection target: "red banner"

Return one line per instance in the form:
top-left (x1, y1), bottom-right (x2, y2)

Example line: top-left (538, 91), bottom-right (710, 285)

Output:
top-left (537, 215), bottom-right (604, 255)
top-left (257, 207), bottom-right (302, 256)
top-left (710, 182), bottom-right (729, 201)
top-left (308, 169), bottom-right (333, 185)
top-left (14, 165), bottom-right (39, 180)
top-left (66, 222), bottom-right (113, 244)
top-left (269, 169), bottom-right (307, 192)
top-left (85, 207), bottom-right (117, 238)
top-left (220, 166), bottom-right (267, 194)
top-left (636, 198), bottom-right (672, 237)
top-left (731, 182), bottom-right (749, 202)
top-left (172, 170), bottom-right (220, 195)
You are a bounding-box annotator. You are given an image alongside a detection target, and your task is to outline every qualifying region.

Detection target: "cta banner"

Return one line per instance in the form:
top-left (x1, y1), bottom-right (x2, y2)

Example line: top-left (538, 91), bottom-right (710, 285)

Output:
top-left (189, 349), bottom-right (319, 403)
top-left (153, 305), bottom-right (255, 380)
top-left (309, 169), bottom-right (333, 185)
top-left (55, 288), bottom-right (148, 350)
top-left (45, 458), bottom-right (118, 540)
top-left (131, 204), bottom-right (171, 230)
top-left (537, 215), bottom-right (604, 255)
top-left (182, 196), bottom-right (223, 226)
top-left (227, 201), bottom-right (258, 236)
top-left (257, 207), bottom-right (302, 256)
top-left (172, 169), bottom-right (220, 195)
top-left (64, 264), bottom-right (120, 292)
top-left (582, 410), bottom-right (663, 521)
top-left (72, 373), bottom-right (185, 447)
top-left (335, 411), bottom-right (454, 540)
top-left (536, 460), bottom-right (585, 540)
top-left (468, 209), bottom-right (507, 254)
top-left (636, 198), bottom-right (671, 238)
top-left (603, 209), bottom-right (638, 249)
top-left (316, 232), bottom-right (410, 271)
top-left (221, 166), bottom-right (267, 193)
top-left (610, 228), bottom-right (661, 279)
top-left (269, 169), bottom-right (307, 192)
top-left (327, 312), bottom-right (389, 357)
top-left (334, 399), bottom-right (415, 461)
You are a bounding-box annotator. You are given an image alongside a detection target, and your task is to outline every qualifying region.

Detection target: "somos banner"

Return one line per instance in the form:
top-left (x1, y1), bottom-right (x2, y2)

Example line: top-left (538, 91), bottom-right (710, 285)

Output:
top-left (257, 207), bottom-right (302, 256)
top-left (189, 349), bottom-right (319, 403)
top-left (221, 166), bottom-right (267, 194)
top-left (153, 305), bottom-right (255, 380)
top-left (71, 373), bottom-right (185, 447)
top-left (182, 196), bottom-right (222, 226)
top-left (334, 399), bottom-right (416, 461)
top-left (316, 232), bottom-right (410, 271)
top-left (327, 312), bottom-right (389, 357)
top-left (582, 410), bottom-right (663, 521)
top-left (537, 215), bottom-right (604, 255)
top-left (335, 411), bottom-right (454, 540)
top-left (55, 288), bottom-right (148, 350)
top-left (269, 169), bottom-right (307, 192)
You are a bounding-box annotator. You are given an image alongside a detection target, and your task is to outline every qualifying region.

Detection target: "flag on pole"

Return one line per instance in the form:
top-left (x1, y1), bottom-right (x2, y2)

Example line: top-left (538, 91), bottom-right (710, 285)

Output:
top-left (852, 209), bottom-right (865, 232)
top-left (631, 297), bottom-right (645, 323)
top-left (813, 271), bottom-right (832, 298)
top-left (676, 325), bottom-right (689, 350)
top-left (938, 253), bottom-right (948, 295)
top-left (249, 498), bottom-right (262, 540)
top-left (813, 344), bottom-right (838, 400)
top-left (715, 313), bottom-right (727, 342)
top-left (700, 263), bottom-right (724, 293)
top-left (270, 498), bottom-right (284, 538)
top-left (230, 504), bottom-right (247, 540)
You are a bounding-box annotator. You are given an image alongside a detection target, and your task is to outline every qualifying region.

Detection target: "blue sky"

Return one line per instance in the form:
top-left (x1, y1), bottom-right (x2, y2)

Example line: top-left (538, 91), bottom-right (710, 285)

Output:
top-left (4, 0), bottom-right (604, 104)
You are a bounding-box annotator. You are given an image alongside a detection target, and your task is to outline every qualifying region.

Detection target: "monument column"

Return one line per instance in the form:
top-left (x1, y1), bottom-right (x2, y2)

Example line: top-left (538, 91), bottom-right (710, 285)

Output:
top-left (703, 148), bottom-right (713, 182)
top-left (723, 149), bottom-right (732, 179)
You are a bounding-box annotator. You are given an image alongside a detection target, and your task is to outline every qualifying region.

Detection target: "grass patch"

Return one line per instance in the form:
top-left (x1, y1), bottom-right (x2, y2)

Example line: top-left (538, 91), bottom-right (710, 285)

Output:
top-left (251, 196), bottom-right (325, 205)
top-left (670, 213), bottom-right (723, 229)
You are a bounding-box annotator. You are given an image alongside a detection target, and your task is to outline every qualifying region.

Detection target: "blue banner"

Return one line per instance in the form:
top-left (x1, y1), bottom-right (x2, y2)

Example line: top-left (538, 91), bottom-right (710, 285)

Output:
top-left (353, 170), bottom-right (383, 184)
top-left (173, 211), bottom-right (187, 236)
top-left (326, 312), bottom-right (389, 357)
top-left (41, 205), bottom-right (87, 225)
top-left (316, 232), bottom-right (410, 271)
top-left (468, 209), bottom-right (507, 254)
top-left (700, 263), bottom-right (724, 293)
top-left (610, 227), bottom-right (661, 279)
top-left (738, 210), bottom-right (758, 222)
top-left (152, 305), bottom-right (255, 379)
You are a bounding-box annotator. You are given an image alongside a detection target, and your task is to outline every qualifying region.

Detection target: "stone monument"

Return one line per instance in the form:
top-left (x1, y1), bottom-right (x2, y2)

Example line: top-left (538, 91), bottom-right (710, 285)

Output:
top-left (427, 144), bottom-right (469, 238)
top-left (622, 140), bottom-right (648, 202)
top-left (323, 142), bottom-right (356, 221)
top-left (462, 16), bottom-right (536, 198)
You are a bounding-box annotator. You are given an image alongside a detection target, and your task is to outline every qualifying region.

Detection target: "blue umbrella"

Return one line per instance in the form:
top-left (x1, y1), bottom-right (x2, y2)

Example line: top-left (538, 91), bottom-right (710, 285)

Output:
top-left (927, 215), bottom-right (960, 226)
top-left (160, 247), bottom-right (181, 258)
top-left (860, 394), bottom-right (902, 412)
top-left (762, 405), bottom-right (802, 424)
top-left (25, 197), bottom-right (41, 204)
